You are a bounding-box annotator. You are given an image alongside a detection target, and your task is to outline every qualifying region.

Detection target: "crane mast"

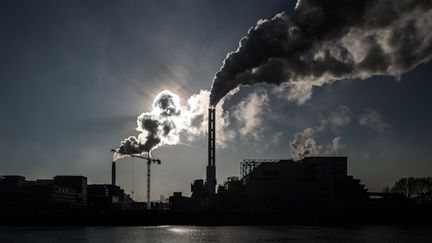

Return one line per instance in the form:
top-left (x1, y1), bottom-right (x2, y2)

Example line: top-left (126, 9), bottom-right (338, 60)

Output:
top-left (111, 149), bottom-right (161, 209)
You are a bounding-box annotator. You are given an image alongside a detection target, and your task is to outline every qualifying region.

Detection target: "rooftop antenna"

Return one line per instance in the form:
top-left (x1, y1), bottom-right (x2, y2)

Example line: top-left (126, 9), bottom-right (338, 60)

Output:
top-left (111, 149), bottom-right (161, 210)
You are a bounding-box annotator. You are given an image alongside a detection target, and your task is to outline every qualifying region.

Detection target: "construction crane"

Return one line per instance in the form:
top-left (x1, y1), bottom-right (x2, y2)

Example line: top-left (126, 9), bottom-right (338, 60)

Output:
top-left (111, 149), bottom-right (161, 209)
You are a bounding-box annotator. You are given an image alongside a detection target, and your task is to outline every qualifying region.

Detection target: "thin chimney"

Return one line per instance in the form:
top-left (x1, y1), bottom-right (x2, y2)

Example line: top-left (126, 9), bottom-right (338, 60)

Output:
top-left (112, 161), bottom-right (116, 186)
top-left (206, 107), bottom-right (216, 195)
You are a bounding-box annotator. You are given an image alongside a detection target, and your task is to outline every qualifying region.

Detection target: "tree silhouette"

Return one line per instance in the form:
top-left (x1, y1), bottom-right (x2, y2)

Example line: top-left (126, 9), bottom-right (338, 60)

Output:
top-left (388, 177), bottom-right (432, 204)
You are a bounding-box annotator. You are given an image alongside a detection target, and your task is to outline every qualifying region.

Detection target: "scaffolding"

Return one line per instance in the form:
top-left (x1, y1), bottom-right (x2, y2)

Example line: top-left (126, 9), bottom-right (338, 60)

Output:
top-left (240, 159), bottom-right (280, 180)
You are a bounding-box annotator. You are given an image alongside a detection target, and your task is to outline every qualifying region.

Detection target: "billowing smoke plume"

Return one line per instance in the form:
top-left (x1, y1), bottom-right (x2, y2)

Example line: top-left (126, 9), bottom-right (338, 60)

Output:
top-left (290, 128), bottom-right (321, 160)
top-left (290, 105), bottom-right (354, 160)
top-left (290, 128), bottom-right (347, 160)
top-left (210, 0), bottom-right (432, 105)
top-left (113, 90), bottom-right (234, 160)
top-left (116, 91), bottom-right (204, 158)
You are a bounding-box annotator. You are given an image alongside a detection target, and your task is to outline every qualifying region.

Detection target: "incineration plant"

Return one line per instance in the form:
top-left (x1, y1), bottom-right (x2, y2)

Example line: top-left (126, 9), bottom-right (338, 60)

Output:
top-left (169, 107), bottom-right (368, 212)
top-left (1, 107), bottom-right (371, 215)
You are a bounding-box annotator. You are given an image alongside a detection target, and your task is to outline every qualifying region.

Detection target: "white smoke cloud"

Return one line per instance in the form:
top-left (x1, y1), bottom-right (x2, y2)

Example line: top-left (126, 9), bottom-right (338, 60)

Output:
top-left (233, 88), bottom-right (270, 142)
top-left (289, 105), bottom-right (354, 160)
top-left (359, 108), bottom-right (391, 133)
top-left (325, 136), bottom-right (346, 155)
top-left (186, 90), bottom-right (236, 148)
top-left (113, 89), bottom-right (235, 160)
top-left (290, 129), bottom-right (348, 160)
top-left (318, 105), bottom-right (352, 132)
top-left (272, 83), bottom-right (314, 105)
top-left (290, 128), bottom-right (322, 161)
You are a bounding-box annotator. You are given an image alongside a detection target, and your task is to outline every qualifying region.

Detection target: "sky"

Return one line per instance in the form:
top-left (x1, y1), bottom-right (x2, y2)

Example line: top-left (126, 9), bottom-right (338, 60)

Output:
top-left (1, 0), bottom-right (431, 202)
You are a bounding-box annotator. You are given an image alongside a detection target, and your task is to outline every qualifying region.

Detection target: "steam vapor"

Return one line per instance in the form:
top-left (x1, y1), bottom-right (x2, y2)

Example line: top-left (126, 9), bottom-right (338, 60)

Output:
top-left (113, 90), bottom-right (233, 160)
top-left (290, 128), bottom-right (346, 160)
top-left (359, 108), bottom-right (391, 133)
top-left (290, 128), bottom-right (321, 160)
top-left (325, 136), bottom-right (345, 155)
top-left (290, 105), bottom-right (354, 160)
top-left (114, 90), bottom-right (206, 159)
top-left (115, 0), bottom-right (430, 160)
top-left (210, 0), bottom-right (432, 105)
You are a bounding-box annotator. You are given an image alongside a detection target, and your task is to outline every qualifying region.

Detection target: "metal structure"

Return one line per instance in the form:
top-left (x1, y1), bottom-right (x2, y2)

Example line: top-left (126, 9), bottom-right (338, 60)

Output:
top-left (111, 149), bottom-right (161, 209)
top-left (240, 159), bottom-right (280, 179)
top-left (206, 107), bottom-right (216, 195)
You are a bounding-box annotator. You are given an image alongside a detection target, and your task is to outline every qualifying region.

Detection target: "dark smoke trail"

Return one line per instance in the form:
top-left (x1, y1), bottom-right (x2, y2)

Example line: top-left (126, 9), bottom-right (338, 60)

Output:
top-left (210, 0), bottom-right (432, 105)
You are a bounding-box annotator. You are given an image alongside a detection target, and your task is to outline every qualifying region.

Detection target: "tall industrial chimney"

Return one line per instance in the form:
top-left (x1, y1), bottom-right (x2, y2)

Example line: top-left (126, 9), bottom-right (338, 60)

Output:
top-left (112, 161), bottom-right (116, 186)
top-left (206, 107), bottom-right (216, 195)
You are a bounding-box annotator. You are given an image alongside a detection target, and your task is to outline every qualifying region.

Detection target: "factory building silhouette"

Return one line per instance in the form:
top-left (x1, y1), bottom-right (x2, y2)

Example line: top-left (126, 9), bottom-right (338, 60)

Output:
top-left (0, 175), bottom-right (134, 211)
top-left (170, 157), bottom-right (368, 212)
top-left (169, 108), bottom-right (368, 212)
top-left (2, 107), bottom-right (419, 225)
top-left (0, 175), bottom-right (88, 210)
top-left (1, 107), bottom-right (368, 212)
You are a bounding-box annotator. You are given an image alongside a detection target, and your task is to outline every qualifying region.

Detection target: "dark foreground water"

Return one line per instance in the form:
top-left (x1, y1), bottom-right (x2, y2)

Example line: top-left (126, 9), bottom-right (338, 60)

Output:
top-left (1, 225), bottom-right (432, 243)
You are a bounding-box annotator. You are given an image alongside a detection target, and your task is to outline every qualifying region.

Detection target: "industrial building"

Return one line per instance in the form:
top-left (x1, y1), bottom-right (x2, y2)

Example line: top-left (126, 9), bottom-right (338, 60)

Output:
top-left (0, 108), bottom-right (369, 214)
top-left (170, 108), bottom-right (369, 212)
top-left (170, 156), bottom-right (369, 212)
top-left (2, 108), bottom-right (368, 215)
top-left (0, 175), bottom-right (88, 210)
top-left (87, 184), bottom-right (133, 211)
top-left (217, 157), bottom-right (368, 211)
top-left (1, 105), bottom-right (430, 226)
top-left (0, 174), bottom-right (134, 212)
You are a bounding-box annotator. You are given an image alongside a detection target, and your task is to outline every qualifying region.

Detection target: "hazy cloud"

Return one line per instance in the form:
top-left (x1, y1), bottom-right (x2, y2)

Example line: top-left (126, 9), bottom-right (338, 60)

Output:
top-left (325, 136), bottom-right (346, 155)
top-left (271, 131), bottom-right (283, 145)
top-left (233, 88), bottom-right (270, 142)
top-left (359, 108), bottom-right (391, 133)
top-left (318, 105), bottom-right (352, 131)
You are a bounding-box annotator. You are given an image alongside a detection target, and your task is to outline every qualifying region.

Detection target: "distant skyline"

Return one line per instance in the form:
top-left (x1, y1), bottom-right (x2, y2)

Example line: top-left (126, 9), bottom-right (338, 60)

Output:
top-left (1, 0), bottom-right (431, 202)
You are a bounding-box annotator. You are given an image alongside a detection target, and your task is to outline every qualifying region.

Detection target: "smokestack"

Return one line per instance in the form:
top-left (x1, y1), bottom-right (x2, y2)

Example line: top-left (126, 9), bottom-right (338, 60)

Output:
top-left (112, 161), bottom-right (116, 186)
top-left (206, 107), bottom-right (216, 195)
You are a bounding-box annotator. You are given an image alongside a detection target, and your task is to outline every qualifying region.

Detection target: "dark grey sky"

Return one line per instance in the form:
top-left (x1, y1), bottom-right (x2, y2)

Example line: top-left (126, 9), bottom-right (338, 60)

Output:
top-left (1, 0), bottom-right (431, 201)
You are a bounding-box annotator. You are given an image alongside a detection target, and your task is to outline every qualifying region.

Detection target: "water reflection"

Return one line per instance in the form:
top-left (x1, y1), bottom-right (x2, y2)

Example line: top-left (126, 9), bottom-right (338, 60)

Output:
top-left (167, 226), bottom-right (199, 235)
top-left (0, 226), bottom-right (431, 243)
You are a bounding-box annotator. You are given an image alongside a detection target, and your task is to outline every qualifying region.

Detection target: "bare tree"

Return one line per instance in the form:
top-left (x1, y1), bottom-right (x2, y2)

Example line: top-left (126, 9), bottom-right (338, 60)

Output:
top-left (388, 177), bottom-right (432, 204)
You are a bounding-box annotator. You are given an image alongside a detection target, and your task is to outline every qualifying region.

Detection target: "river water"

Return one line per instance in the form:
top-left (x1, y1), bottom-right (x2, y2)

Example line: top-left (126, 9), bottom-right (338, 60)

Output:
top-left (1, 225), bottom-right (431, 242)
